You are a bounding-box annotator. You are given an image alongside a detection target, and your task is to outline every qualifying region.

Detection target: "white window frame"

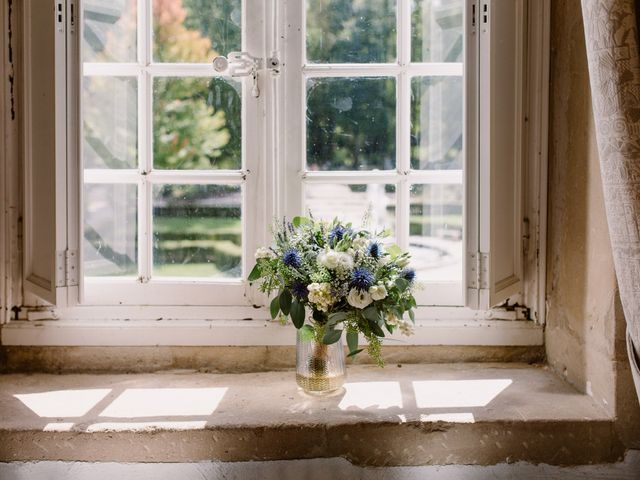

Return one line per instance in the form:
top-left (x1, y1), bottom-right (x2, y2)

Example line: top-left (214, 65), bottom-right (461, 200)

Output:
top-left (77, 0), bottom-right (267, 306)
top-left (6, 0), bottom-right (550, 348)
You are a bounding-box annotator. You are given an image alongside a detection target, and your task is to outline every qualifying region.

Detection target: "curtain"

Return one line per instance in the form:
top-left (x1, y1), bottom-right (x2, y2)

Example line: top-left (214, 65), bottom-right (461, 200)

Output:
top-left (582, 0), bottom-right (640, 404)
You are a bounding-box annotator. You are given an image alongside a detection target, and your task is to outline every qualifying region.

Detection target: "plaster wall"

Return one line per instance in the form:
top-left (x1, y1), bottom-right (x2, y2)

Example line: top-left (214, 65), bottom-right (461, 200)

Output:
top-left (546, 0), bottom-right (640, 445)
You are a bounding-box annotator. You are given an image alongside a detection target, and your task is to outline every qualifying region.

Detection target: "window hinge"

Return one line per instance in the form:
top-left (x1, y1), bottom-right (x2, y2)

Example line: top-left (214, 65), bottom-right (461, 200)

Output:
top-left (482, 1), bottom-right (489, 24)
top-left (467, 251), bottom-right (489, 290)
top-left (56, 249), bottom-right (78, 287)
top-left (522, 217), bottom-right (530, 255)
top-left (55, 0), bottom-right (65, 33)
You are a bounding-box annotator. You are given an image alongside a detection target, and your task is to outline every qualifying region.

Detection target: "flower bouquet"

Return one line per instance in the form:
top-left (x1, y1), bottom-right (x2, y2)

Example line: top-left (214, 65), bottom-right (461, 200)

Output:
top-left (248, 215), bottom-right (418, 393)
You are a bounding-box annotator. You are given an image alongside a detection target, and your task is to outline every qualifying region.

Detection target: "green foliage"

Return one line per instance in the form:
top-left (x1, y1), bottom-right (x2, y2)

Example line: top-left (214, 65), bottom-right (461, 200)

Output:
top-left (322, 328), bottom-right (343, 345)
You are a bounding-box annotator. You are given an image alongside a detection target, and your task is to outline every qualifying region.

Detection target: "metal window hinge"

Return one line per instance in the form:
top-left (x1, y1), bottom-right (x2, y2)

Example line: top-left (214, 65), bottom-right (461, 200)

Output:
top-left (55, 1), bottom-right (65, 33)
top-left (467, 251), bottom-right (489, 290)
top-left (56, 249), bottom-right (78, 287)
top-left (522, 217), bottom-right (530, 255)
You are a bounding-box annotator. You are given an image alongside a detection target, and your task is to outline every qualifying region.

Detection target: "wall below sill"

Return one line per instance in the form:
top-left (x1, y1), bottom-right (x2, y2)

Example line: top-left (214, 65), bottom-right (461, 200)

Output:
top-left (0, 345), bottom-right (545, 374)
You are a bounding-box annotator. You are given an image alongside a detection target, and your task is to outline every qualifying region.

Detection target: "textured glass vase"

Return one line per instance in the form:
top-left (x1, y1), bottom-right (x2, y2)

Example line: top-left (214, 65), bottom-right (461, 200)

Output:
top-left (296, 329), bottom-right (346, 394)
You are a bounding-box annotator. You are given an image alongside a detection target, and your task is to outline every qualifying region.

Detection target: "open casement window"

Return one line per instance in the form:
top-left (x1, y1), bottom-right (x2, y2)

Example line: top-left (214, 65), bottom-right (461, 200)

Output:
top-left (281, 0), bottom-right (524, 309)
top-left (23, 0), bottom-right (527, 312)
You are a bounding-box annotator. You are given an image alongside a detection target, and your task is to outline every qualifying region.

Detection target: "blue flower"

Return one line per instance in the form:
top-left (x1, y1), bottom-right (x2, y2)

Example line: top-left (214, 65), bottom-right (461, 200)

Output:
top-left (368, 242), bottom-right (381, 259)
top-left (351, 267), bottom-right (374, 291)
top-left (283, 248), bottom-right (302, 269)
top-left (401, 268), bottom-right (416, 283)
top-left (329, 225), bottom-right (348, 247)
top-left (291, 281), bottom-right (308, 299)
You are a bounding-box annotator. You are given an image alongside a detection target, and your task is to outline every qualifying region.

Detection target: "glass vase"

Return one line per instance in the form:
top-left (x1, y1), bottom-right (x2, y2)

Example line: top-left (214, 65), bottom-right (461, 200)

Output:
top-left (296, 328), bottom-right (346, 395)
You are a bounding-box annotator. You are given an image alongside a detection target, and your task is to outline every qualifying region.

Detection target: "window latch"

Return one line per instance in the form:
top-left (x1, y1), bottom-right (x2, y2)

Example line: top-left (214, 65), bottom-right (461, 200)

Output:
top-left (212, 51), bottom-right (280, 98)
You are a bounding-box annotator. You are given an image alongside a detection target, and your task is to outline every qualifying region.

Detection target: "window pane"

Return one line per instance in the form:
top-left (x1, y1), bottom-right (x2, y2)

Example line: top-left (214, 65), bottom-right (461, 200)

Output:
top-left (153, 0), bottom-right (241, 63)
top-left (84, 76), bottom-right (138, 169)
top-left (305, 184), bottom-right (396, 238)
top-left (410, 184), bottom-right (462, 282)
top-left (153, 77), bottom-right (241, 170)
top-left (307, 77), bottom-right (396, 171)
top-left (153, 184), bottom-right (242, 278)
top-left (84, 184), bottom-right (138, 277)
top-left (306, 0), bottom-right (397, 63)
top-left (411, 0), bottom-right (463, 63)
top-left (83, 0), bottom-right (137, 63)
top-left (411, 76), bottom-right (462, 170)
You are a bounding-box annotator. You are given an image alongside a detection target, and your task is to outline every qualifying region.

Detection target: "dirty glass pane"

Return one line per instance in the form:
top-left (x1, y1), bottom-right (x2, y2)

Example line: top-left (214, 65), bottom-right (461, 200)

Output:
top-left (306, 77), bottom-right (396, 171)
top-left (411, 0), bottom-right (464, 63)
top-left (411, 76), bottom-right (463, 170)
top-left (306, 0), bottom-right (397, 63)
top-left (83, 0), bottom-right (137, 63)
top-left (84, 184), bottom-right (138, 277)
top-left (305, 184), bottom-right (396, 238)
top-left (409, 183), bottom-right (463, 282)
top-left (153, 0), bottom-right (241, 63)
top-left (152, 184), bottom-right (242, 278)
top-left (153, 77), bottom-right (241, 170)
top-left (83, 76), bottom-right (138, 169)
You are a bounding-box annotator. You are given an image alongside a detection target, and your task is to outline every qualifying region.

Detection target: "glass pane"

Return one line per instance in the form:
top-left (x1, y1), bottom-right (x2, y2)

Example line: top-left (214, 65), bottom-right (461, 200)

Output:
top-left (307, 77), bottom-right (396, 171)
top-left (83, 0), bottom-right (137, 63)
top-left (305, 184), bottom-right (396, 239)
top-left (153, 77), bottom-right (241, 170)
top-left (409, 184), bottom-right (462, 282)
top-left (153, 0), bottom-right (241, 63)
top-left (306, 0), bottom-right (397, 63)
top-left (84, 184), bottom-right (138, 277)
top-left (411, 0), bottom-right (463, 63)
top-left (83, 76), bottom-right (138, 169)
top-left (153, 184), bottom-right (242, 278)
top-left (411, 76), bottom-right (463, 170)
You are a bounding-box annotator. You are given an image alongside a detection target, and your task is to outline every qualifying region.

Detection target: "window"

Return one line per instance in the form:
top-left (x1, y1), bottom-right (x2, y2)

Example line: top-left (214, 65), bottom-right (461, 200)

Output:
top-left (22, 0), bottom-right (539, 322)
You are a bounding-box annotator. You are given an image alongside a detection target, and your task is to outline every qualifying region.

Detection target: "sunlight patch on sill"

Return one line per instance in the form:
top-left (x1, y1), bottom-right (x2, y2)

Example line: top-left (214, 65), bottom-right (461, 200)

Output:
top-left (86, 421), bottom-right (208, 432)
top-left (338, 382), bottom-right (402, 410)
top-left (99, 388), bottom-right (228, 417)
top-left (412, 379), bottom-right (513, 408)
top-left (14, 389), bottom-right (112, 417)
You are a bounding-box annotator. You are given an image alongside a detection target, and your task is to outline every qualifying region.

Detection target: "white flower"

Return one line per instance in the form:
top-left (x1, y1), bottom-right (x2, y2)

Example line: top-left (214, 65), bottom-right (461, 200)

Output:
top-left (369, 284), bottom-right (387, 301)
top-left (255, 247), bottom-right (274, 259)
top-left (318, 250), bottom-right (354, 272)
top-left (307, 282), bottom-right (335, 312)
top-left (347, 288), bottom-right (373, 309)
top-left (353, 237), bottom-right (368, 250)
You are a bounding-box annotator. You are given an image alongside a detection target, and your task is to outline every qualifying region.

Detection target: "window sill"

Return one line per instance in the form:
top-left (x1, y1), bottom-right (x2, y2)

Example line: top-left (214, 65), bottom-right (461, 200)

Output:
top-left (0, 363), bottom-right (618, 465)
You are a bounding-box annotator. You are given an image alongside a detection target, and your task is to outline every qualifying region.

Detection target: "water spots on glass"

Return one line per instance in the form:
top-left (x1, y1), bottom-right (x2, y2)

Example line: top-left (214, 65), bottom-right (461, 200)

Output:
top-left (306, 77), bottom-right (396, 171)
top-left (411, 0), bottom-right (464, 63)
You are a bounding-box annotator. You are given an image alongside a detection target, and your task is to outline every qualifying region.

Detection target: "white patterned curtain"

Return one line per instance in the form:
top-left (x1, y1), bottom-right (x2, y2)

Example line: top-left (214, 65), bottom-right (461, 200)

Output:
top-left (582, 0), bottom-right (640, 403)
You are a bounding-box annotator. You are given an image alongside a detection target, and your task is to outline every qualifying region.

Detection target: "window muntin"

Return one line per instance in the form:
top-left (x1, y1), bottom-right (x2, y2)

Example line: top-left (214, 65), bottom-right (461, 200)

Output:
top-left (81, 0), bottom-right (259, 304)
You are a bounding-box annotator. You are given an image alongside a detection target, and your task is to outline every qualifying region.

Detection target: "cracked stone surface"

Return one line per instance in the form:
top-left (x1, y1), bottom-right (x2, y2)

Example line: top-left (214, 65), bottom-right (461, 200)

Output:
top-left (0, 363), bottom-right (622, 465)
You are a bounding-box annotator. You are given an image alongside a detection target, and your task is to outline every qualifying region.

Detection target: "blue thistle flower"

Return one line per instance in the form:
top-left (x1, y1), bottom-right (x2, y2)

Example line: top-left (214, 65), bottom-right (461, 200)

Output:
top-left (291, 281), bottom-right (308, 299)
top-left (368, 242), bottom-right (381, 259)
top-left (328, 224), bottom-right (348, 247)
top-left (401, 268), bottom-right (416, 283)
top-left (283, 248), bottom-right (302, 269)
top-left (351, 267), bottom-right (374, 291)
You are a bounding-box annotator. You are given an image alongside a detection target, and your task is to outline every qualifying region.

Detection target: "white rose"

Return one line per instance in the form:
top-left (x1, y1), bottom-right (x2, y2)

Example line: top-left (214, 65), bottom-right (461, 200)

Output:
top-left (369, 284), bottom-right (387, 301)
top-left (319, 250), bottom-right (354, 272)
top-left (346, 288), bottom-right (373, 309)
top-left (255, 247), bottom-right (274, 259)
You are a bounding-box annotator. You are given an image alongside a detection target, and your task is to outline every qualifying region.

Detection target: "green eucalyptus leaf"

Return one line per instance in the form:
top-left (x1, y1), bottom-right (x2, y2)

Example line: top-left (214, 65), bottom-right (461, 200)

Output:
top-left (269, 296), bottom-right (280, 319)
top-left (346, 330), bottom-right (359, 353)
top-left (299, 324), bottom-right (315, 341)
top-left (292, 216), bottom-right (312, 227)
top-left (279, 290), bottom-right (292, 315)
top-left (408, 309), bottom-right (415, 322)
top-left (368, 320), bottom-right (385, 337)
top-left (247, 263), bottom-right (262, 281)
top-left (347, 348), bottom-right (364, 358)
top-left (395, 278), bottom-right (409, 293)
top-left (363, 305), bottom-right (380, 324)
top-left (328, 311), bottom-right (348, 326)
top-left (322, 328), bottom-right (343, 345)
top-left (290, 300), bottom-right (305, 328)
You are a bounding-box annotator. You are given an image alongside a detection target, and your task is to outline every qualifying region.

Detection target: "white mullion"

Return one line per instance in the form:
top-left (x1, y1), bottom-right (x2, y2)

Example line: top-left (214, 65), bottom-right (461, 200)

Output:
top-left (406, 63), bottom-right (464, 77)
top-left (303, 64), bottom-right (400, 77)
top-left (303, 171), bottom-right (399, 184)
top-left (145, 63), bottom-right (226, 77)
top-left (146, 171), bottom-right (246, 185)
top-left (408, 169), bottom-right (464, 184)
top-left (84, 63), bottom-right (141, 76)
top-left (84, 169), bottom-right (139, 184)
top-left (396, 0), bottom-right (411, 251)
top-left (140, 0), bottom-right (152, 282)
